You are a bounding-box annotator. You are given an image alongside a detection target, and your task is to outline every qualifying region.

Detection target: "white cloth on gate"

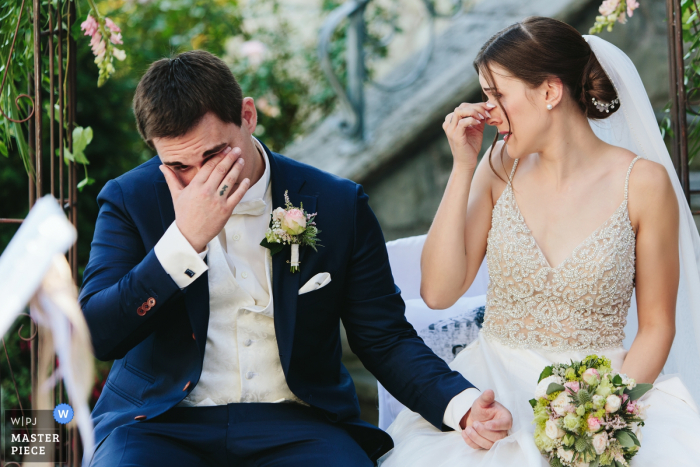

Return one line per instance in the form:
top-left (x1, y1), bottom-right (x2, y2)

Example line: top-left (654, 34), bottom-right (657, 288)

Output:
top-left (0, 196), bottom-right (95, 464)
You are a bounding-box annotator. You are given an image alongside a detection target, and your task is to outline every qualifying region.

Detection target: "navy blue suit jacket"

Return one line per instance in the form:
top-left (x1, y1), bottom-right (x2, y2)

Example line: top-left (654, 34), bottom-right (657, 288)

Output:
top-left (79, 143), bottom-right (474, 460)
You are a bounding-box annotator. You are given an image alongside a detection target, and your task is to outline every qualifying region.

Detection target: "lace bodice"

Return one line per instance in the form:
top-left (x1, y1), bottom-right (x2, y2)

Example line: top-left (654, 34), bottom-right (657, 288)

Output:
top-left (481, 157), bottom-right (640, 351)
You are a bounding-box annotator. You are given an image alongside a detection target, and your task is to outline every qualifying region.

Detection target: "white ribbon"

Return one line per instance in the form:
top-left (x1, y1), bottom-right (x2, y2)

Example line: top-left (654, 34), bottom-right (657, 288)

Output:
top-left (290, 244), bottom-right (300, 269)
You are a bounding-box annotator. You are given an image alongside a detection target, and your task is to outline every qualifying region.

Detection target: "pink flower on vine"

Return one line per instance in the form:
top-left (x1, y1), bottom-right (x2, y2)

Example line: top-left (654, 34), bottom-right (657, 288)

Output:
top-left (80, 12), bottom-right (127, 86)
top-left (627, 0), bottom-right (640, 17)
top-left (598, 0), bottom-right (620, 16)
top-left (105, 18), bottom-right (123, 45)
top-left (80, 15), bottom-right (99, 37)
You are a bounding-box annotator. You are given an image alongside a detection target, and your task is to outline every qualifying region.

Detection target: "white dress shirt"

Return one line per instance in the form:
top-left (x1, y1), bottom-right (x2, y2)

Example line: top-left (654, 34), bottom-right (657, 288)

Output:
top-left (154, 138), bottom-right (479, 427)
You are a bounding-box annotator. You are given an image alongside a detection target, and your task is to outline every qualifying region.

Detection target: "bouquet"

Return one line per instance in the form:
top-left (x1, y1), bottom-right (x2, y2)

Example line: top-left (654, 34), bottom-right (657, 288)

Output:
top-left (530, 355), bottom-right (652, 467)
top-left (260, 190), bottom-right (320, 273)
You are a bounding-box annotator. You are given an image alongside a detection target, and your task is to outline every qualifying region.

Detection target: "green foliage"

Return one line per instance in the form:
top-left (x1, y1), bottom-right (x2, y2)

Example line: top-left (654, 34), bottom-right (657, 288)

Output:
top-left (547, 382), bottom-right (566, 395)
top-left (64, 126), bottom-right (92, 165)
top-left (1, 0), bottom-right (95, 188)
top-left (624, 383), bottom-right (653, 401)
top-left (0, 0), bottom-right (35, 176)
top-left (538, 365), bottom-right (553, 383)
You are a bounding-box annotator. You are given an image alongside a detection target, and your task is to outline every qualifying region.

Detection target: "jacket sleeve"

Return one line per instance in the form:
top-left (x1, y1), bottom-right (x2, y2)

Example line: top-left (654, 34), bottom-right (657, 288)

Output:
top-left (79, 180), bottom-right (181, 361)
top-left (339, 184), bottom-right (474, 430)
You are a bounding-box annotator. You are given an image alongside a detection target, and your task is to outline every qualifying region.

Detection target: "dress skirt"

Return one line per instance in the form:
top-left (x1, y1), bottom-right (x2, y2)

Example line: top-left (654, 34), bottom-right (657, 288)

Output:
top-left (378, 333), bottom-right (700, 466)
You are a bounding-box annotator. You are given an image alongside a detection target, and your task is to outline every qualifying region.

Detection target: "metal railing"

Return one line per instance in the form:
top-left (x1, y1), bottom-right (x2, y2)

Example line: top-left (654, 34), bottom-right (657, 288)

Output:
top-left (0, 0), bottom-right (80, 464)
top-left (318, 0), bottom-right (463, 139)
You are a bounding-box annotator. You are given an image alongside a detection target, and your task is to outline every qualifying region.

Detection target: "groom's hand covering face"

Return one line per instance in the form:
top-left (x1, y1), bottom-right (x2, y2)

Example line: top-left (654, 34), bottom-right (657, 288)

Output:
top-left (155, 111), bottom-right (260, 253)
top-left (461, 389), bottom-right (513, 450)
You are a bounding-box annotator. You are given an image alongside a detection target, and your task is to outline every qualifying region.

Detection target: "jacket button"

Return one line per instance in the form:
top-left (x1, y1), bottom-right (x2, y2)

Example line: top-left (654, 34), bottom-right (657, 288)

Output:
top-left (183, 381), bottom-right (191, 391)
top-left (147, 297), bottom-right (156, 307)
top-left (137, 307), bottom-right (146, 316)
top-left (141, 302), bottom-right (151, 312)
top-left (192, 333), bottom-right (196, 340)
top-left (134, 415), bottom-right (147, 421)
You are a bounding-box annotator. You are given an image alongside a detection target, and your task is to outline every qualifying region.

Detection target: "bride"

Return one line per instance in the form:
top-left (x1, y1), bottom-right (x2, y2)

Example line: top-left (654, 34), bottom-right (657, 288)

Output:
top-left (379, 16), bottom-right (700, 466)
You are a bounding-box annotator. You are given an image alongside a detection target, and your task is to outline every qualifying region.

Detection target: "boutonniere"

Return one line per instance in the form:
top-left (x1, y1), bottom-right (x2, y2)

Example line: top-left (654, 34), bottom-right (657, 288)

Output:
top-left (260, 190), bottom-right (321, 273)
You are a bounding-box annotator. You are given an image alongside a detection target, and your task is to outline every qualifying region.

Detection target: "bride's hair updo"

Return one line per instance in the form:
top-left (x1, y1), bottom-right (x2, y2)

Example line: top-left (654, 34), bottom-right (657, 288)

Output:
top-left (474, 17), bottom-right (618, 178)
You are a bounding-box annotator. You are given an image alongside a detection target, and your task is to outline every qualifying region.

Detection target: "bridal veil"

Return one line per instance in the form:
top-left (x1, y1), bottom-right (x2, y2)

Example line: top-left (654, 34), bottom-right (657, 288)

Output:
top-left (585, 35), bottom-right (700, 403)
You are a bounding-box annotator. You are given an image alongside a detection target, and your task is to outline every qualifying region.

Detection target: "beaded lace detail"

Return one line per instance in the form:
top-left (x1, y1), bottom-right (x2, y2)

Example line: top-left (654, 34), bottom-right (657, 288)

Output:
top-left (481, 157), bottom-right (640, 351)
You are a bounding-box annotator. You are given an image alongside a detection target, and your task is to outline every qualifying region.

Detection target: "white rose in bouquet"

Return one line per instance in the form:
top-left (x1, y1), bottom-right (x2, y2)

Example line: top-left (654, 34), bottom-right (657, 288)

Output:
top-left (545, 420), bottom-right (565, 439)
top-left (592, 431), bottom-right (608, 455)
top-left (605, 394), bottom-right (622, 413)
top-left (557, 447), bottom-right (574, 463)
top-left (551, 392), bottom-right (573, 416)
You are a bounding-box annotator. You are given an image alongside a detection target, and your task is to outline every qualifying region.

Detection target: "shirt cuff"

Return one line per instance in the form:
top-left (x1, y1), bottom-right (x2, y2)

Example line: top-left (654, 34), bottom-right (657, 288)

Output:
top-left (443, 387), bottom-right (482, 432)
top-left (154, 221), bottom-right (209, 289)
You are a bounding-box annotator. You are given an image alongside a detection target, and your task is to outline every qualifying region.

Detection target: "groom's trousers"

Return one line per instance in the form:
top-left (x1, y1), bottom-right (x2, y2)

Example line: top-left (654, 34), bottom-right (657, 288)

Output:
top-left (89, 402), bottom-right (375, 467)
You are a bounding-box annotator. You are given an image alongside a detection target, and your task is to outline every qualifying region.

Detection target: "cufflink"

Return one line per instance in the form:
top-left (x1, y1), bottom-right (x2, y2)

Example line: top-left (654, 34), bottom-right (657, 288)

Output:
top-left (184, 269), bottom-right (195, 278)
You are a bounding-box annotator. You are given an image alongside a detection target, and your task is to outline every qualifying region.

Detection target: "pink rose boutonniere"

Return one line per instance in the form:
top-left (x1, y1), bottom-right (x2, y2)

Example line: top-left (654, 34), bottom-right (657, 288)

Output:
top-left (260, 191), bottom-right (321, 273)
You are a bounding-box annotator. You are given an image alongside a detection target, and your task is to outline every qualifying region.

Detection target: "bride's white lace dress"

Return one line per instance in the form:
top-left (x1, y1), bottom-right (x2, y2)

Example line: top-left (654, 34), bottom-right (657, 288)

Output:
top-left (379, 157), bottom-right (700, 466)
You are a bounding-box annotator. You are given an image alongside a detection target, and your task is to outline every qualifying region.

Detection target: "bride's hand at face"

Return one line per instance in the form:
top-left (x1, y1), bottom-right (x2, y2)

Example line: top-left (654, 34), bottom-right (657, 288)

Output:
top-left (442, 102), bottom-right (495, 171)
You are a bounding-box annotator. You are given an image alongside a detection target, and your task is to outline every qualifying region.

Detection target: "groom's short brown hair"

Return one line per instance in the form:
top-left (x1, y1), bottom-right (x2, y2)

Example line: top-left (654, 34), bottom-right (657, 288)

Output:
top-left (133, 50), bottom-right (243, 148)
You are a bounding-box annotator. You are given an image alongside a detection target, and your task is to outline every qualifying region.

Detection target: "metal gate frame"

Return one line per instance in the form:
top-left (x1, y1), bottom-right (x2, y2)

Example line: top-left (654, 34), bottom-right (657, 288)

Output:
top-left (0, 0), bottom-right (80, 465)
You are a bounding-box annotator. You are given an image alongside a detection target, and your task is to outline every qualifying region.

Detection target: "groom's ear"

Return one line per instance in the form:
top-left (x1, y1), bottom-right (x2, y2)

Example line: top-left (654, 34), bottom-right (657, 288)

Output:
top-left (240, 97), bottom-right (258, 136)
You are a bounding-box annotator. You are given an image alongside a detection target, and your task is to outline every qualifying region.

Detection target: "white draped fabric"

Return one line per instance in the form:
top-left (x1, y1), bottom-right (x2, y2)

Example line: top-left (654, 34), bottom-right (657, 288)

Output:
top-left (585, 35), bottom-right (700, 403)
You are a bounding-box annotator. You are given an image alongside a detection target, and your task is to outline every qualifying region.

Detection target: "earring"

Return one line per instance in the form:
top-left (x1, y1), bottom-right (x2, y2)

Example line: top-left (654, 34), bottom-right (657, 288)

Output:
top-left (546, 104), bottom-right (553, 110)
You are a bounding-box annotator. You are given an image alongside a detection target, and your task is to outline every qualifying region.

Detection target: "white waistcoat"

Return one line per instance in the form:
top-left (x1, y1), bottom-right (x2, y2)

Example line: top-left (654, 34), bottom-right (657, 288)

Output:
top-left (178, 142), bottom-right (300, 407)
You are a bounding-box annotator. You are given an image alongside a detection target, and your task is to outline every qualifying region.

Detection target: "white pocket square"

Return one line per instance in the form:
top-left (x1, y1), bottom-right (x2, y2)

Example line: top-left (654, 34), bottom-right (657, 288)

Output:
top-left (298, 272), bottom-right (332, 295)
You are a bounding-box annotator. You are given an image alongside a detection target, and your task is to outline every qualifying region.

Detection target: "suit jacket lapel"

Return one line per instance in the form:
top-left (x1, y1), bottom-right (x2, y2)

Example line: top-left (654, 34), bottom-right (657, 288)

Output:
top-left (266, 145), bottom-right (317, 373)
top-left (154, 176), bottom-right (210, 357)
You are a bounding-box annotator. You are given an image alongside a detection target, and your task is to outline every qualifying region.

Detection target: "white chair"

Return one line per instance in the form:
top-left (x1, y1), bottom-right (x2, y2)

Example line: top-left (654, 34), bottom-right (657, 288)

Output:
top-left (378, 234), bottom-right (489, 430)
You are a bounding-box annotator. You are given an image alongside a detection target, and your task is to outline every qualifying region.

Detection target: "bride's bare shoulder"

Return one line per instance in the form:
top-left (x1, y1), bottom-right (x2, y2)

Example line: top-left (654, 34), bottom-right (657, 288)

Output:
top-left (621, 149), bottom-right (678, 227)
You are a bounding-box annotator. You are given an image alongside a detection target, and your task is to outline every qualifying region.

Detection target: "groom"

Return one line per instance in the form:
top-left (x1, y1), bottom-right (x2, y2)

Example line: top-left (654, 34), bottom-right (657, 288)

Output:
top-left (79, 50), bottom-right (512, 466)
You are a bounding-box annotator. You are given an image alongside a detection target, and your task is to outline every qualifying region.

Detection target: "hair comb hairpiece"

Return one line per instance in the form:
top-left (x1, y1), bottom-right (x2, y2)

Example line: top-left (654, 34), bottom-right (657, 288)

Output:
top-left (591, 96), bottom-right (619, 113)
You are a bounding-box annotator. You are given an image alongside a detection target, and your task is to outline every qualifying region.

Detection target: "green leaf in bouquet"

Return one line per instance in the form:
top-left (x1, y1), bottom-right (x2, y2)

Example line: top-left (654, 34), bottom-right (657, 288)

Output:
top-left (626, 430), bottom-right (641, 447)
top-left (529, 398), bottom-right (537, 409)
top-left (563, 433), bottom-right (575, 447)
top-left (624, 383), bottom-right (653, 401)
top-left (547, 383), bottom-right (566, 395)
top-left (0, 140), bottom-right (7, 157)
top-left (615, 430), bottom-right (636, 449)
top-left (538, 366), bottom-right (553, 383)
top-left (549, 457), bottom-right (563, 467)
top-left (589, 456), bottom-right (600, 467)
top-left (612, 374), bottom-right (622, 386)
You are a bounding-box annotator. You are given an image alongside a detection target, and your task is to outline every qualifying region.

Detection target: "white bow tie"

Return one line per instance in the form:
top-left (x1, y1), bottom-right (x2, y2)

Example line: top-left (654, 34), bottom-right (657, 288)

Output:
top-left (232, 198), bottom-right (267, 216)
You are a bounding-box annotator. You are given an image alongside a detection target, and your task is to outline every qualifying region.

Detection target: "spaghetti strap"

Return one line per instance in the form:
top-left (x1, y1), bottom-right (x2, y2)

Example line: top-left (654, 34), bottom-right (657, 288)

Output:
top-left (508, 159), bottom-right (519, 185)
top-left (624, 156), bottom-right (641, 201)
